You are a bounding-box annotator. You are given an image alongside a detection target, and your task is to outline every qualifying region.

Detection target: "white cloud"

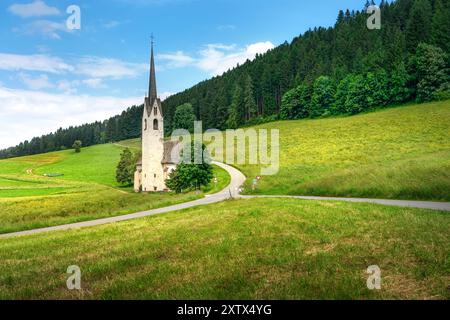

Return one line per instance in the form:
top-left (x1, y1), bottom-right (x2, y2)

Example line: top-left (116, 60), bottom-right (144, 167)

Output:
top-left (157, 51), bottom-right (196, 69)
top-left (18, 73), bottom-right (53, 90)
top-left (56, 80), bottom-right (79, 94)
top-left (0, 85), bottom-right (142, 149)
top-left (198, 42), bottom-right (274, 76)
top-left (159, 91), bottom-right (174, 101)
top-left (14, 19), bottom-right (70, 39)
top-left (75, 56), bottom-right (147, 79)
top-left (82, 78), bottom-right (105, 89)
top-left (0, 53), bottom-right (73, 73)
top-left (0, 53), bottom-right (146, 80)
top-left (8, 1), bottom-right (60, 18)
top-left (158, 41), bottom-right (275, 76)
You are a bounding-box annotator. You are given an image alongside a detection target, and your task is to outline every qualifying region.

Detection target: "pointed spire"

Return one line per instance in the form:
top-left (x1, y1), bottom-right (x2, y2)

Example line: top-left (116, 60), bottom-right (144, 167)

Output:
top-left (148, 34), bottom-right (157, 107)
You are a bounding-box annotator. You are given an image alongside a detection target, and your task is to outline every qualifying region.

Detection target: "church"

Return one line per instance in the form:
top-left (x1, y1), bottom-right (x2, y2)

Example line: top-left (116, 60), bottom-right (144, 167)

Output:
top-left (134, 43), bottom-right (180, 192)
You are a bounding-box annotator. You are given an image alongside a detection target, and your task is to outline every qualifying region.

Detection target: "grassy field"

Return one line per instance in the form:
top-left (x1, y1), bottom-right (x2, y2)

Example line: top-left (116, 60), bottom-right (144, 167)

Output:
top-left (0, 143), bottom-right (230, 234)
top-left (232, 101), bottom-right (450, 201)
top-left (121, 101), bottom-right (450, 201)
top-left (0, 198), bottom-right (448, 300)
top-left (0, 101), bottom-right (448, 300)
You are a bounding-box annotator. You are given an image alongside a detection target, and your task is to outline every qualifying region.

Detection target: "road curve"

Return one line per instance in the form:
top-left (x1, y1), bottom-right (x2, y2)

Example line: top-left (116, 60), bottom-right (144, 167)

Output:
top-left (0, 161), bottom-right (246, 239)
top-left (1, 162), bottom-right (449, 239)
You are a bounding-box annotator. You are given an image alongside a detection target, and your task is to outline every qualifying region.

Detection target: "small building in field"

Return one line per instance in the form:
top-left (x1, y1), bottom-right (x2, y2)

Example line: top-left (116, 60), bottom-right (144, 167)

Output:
top-left (134, 42), bottom-right (180, 192)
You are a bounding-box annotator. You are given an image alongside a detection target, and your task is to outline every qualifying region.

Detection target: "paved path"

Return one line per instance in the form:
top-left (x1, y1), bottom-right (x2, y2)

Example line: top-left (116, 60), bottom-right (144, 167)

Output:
top-left (241, 195), bottom-right (450, 212)
top-left (0, 162), bottom-right (246, 239)
top-left (1, 163), bottom-right (449, 239)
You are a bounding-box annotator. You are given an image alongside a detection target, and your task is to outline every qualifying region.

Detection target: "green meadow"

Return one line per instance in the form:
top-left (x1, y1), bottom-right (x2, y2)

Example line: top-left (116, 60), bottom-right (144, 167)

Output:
top-left (0, 198), bottom-right (448, 300)
top-left (0, 101), bottom-right (449, 300)
top-left (1, 101), bottom-right (448, 234)
top-left (236, 100), bottom-right (450, 201)
top-left (122, 101), bottom-right (450, 200)
top-left (0, 143), bottom-right (230, 234)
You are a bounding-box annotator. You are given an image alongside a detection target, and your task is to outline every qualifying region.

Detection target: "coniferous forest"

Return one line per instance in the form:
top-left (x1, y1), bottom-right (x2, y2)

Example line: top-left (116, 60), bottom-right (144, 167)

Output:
top-left (1, 0), bottom-right (449, 159)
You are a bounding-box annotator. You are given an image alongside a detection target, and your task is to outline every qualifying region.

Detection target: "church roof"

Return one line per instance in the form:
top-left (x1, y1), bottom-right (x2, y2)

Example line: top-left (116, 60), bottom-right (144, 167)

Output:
top-left (162, 140), bottom-right (181, 164)
top-left (144, 39), bottom-right (163, 117)
top-left (135, 140), bottom-right (181, 166)
top-left (148, 40), bottom-right (157, 108)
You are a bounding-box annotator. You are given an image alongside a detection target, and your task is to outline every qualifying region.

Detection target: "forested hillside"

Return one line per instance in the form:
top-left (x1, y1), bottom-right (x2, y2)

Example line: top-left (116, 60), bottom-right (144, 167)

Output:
top-left (162, 0), bottom-right (449, 132)
top-left (1, 0), bottom-right (449, 159)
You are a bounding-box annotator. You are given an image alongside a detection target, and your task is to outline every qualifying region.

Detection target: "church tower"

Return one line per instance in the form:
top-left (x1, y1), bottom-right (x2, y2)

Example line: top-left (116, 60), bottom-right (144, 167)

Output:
top-left (134, 39), bottom-right (180, 193)
top-left (138, 40), bottom-right (165, 192)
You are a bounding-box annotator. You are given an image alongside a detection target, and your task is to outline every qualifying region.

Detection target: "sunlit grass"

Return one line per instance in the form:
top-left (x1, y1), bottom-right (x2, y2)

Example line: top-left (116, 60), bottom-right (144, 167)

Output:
top-left (234, 101), bottom-right (450, 200)
top-left (0, 198), bottom-right (448, 300)
top-left (0, 142), bottom-right (230, 233)
top-left (124, 101), bottom-right (450, 200)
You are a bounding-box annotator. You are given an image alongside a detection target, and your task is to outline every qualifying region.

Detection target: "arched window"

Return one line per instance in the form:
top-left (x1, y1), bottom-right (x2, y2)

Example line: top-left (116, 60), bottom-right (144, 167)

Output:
top-left (154, 107), bottom-right (158, 116)
top-left (144, 119), bottom-right (147, 131)
top-left (153, 119), bottom-right (159, 130)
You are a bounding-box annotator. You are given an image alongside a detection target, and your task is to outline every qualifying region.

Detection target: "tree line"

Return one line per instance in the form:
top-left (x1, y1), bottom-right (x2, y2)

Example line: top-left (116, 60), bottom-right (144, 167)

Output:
top-left (0, 105), bottom-right (143, 159)
top-left (163, 0), bottom-right (449, 131)
top-left (1, 0), bottom-right (449, 159)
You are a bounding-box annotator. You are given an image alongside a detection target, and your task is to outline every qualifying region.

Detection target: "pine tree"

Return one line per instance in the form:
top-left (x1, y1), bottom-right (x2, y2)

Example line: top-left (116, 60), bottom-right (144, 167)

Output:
top-left (116, 148), bottom-right (134, 186)
top-left (226, 84), bottom-right (242, 129)
top-left (243, 74), bottom-right (258, 121)
top-left (406, 0), bottom-right (433, 53)
top-left (389, 62), bottom-right (411, 104)
top-left (431, 0), bottom-right (450, 53)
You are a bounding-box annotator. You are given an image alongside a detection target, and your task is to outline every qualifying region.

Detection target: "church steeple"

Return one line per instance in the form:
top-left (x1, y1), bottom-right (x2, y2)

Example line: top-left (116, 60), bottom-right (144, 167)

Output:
top-left (148, 35), bottom-right (157, 107)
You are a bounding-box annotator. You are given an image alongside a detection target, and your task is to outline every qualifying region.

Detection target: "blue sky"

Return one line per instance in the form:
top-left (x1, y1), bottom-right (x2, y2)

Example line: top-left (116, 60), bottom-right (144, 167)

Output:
top-left (0, 0), bottom-right (365, 148)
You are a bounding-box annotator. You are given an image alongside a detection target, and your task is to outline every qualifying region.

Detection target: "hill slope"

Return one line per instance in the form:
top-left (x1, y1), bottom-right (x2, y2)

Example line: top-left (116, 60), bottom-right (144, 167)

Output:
top-left (238, 100), bottom-right (450, 201)
top-left (1, 198), bottom-right (448, 299)
top-left (0, 143), bottom-right (229, 234)
top-left (125, 100), bottom-right (450, 201)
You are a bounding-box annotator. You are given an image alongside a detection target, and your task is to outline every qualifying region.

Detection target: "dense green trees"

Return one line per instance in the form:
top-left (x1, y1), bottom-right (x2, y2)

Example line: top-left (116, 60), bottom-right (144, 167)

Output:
top-left (412, 43), bottom-right (449, 102)
top-left (280, 84), bottom-right (311, 120)
top-left (431, 0), bottom-right (450, 54)
top-left (226, 84), bottom-right (243, 129)
top-left (116, 148), bottom-right (135, 186)
top-left (162, 0), bottom-right (449, 126)
top-left (310, 76), bottom-right (336, 117)
top-left (166, 142), bottom-right (213, 193)
top-left (406, 0), bottom-right (432, 52)
top-left (389, 62), bottom-right (411, 104)
top-left (172, 103), bottom-right (197, 132)
top-left (2, 0), bottom-right (450, 160)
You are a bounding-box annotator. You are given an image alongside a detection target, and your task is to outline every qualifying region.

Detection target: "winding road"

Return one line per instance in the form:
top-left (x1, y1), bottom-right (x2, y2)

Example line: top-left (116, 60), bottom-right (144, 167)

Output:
top-left (1, 161), bottom-right (449, 239)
